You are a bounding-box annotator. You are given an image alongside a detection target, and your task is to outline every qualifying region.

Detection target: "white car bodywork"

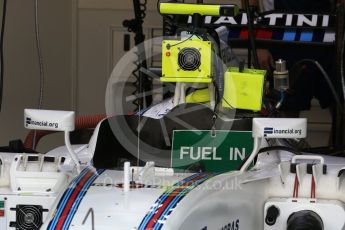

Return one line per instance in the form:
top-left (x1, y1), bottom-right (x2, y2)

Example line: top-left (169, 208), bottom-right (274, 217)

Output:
top-left (0, 117), bottom-right (345, 229)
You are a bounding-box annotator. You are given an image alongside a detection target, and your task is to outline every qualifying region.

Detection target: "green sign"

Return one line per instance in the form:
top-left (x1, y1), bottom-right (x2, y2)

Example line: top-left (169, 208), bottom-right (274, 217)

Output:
top-left (171, 130), bottom-right (253, 172)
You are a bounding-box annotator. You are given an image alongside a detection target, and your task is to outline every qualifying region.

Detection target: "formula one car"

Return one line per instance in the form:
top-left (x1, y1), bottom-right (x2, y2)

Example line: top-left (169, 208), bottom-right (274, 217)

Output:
top-left (1, 0), bottom-right (344, 229)
top-left (0, 109), bottom-right (344, 230)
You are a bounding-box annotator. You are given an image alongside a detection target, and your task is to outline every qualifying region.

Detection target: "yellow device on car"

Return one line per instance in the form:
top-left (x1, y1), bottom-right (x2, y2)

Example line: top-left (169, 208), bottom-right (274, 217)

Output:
top-left (161, 38), bottom-right (213, 83)
top-left (222, 67), bottom-right (266, 111)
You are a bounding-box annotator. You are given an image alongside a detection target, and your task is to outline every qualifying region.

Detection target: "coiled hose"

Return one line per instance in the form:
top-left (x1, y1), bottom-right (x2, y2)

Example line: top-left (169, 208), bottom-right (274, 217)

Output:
top-left (131, 0), bottom-right (148, 111)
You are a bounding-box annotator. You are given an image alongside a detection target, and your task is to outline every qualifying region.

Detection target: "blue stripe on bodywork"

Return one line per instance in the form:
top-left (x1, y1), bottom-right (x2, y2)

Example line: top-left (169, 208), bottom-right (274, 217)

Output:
top-left (48, 168), bottom-right (90, 229)
top-left (139, 173), bottom-right (218, 230)
top-left (47, 168), bottom-right (104, 230)
top-left (139, 173), bottom-right (201, 228)
top-left (62, 169), bottom-right (105, 229)
top-left (152, 174), bottom-right (216, 230)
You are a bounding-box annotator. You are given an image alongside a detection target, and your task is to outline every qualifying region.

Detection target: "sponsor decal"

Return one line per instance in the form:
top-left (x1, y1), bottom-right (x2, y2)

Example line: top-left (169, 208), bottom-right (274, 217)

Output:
top-left (188, 13), bottom-right (334, 28)
top-left (219, 219), bottom-right (240, 230)
top-left (26, 117), bottom-right (59, 129)
top-left (264, 127), bottom-right (274, 136)
top-left (264, 127), bottom-right (302, 137)
top-left (183, 12), bottom-right (336, 43)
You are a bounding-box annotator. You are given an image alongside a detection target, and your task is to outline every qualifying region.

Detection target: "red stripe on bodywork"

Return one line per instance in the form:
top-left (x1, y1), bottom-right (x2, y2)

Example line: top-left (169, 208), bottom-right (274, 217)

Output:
top-left (145, 193), bottom-right (176, 229)
top-left (145, 174), bottom-right (207, 228)
top-left (55, 171), bottom-right (94, 230)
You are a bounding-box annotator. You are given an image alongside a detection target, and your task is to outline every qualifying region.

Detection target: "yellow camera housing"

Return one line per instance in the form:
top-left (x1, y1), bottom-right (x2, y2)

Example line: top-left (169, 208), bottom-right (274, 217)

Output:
top-left (161, 39), bottom-right (213, 83)
top-left (159, 3), bottom-right (239, 17)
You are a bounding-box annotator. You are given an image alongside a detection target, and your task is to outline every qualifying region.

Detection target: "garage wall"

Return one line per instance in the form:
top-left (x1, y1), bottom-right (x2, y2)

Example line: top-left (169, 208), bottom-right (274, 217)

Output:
top-left (0, 0), bottom-right (332, 152)
top-left (0, 0), bottom-right (73, 151)
top-left (76, 0), bottom-right (161, 115)
top-left (0, 0), bottom-right (241, 152)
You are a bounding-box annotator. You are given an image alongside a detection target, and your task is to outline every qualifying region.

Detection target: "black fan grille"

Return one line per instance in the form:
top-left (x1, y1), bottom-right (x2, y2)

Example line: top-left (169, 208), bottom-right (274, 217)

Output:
top-left (178, 47), bottom-right (201, 71)
top-left (16, 205), bottom-right (43, 230)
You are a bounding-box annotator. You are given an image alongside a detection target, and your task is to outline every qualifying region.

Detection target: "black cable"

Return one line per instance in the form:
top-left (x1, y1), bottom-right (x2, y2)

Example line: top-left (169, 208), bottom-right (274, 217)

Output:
top-left (0, 0), bottom-right (8, 111)
top-left (157, 0), bottom-right (162, 16)
top-left (291, 59), bottom-right (343, 112)
top-left (221, 96), bottom-right (235, 109)
top-left (168, 34), bottom-right (194, 48)
top-left (244, 0), bottom-right (259, 69)
top-left (247, 46), bottom-right (252, 68)
top-left (34, 0), bottom-right (44, 110)
top-left (302, 145), bottom-right (345, 156)
top-left (341, 30), bottom-right (345, 101)
top-left (212, 79), bottom-right (219, 106)
top-left (212, 46), bottom-right (222, 110)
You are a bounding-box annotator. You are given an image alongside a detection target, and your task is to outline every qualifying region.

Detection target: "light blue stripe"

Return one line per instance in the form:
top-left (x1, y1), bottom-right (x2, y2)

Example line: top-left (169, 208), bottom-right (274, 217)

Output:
top-left (62, 170), bottom-right (102, 229)
top-left (152, 190), bottom-right (189, 230)
top-left (63, 174), bottom-right (96, 227)
top-left (300, 31), bottom-right (313, 41)
top-left (156, 176), bottom-right (211, 218)
top-left (283, 30), bottom-right (296, 41)
top-left (48, 168), bottom-right (90, 229)
top-left (49, 169), bottom-right (89, 228)
top-left (153, 174), bottom-right (213, 230)
top-left (153, 176), bottom-right (212, 230)
top-left (139, 173), bottom-right (200, 229)
top-left (62, 169), bottom-right (104, 228)
top-left (138, 173), bottom-right (201, 229)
